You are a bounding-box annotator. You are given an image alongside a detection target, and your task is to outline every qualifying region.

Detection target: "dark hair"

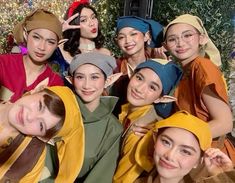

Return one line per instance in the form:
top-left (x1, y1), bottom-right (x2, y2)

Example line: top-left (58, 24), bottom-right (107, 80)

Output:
top-left (63, 4), bottom-right (104, 57)
top-left (42, 88), bottom-right (65, 139)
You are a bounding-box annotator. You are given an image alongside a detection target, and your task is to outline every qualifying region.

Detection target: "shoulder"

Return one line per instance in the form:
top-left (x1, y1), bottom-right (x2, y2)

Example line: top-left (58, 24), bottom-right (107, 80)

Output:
top-left (97, 47), bottom-right (112, 56)
top-left (190, 56), bottom-right (222, 77)
top-left (0, 54), bottom-right (23, 72)
top-left (0, 54), bottom-right (23, 63)
top-left (193, 57), bottom-right (220, 70)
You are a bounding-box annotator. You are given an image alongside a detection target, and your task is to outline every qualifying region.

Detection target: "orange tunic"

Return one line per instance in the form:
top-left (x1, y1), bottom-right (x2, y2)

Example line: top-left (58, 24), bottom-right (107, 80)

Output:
top-left (174, 56), bottom-right (228, 122)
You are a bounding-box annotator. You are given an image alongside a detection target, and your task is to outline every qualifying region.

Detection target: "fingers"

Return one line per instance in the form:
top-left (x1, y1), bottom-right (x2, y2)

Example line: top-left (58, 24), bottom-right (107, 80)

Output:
top-left (204, 148), bottom-right (233, 170)
top-left (67, 13), bottom-right (79, 22)
top-left (62, 13), bottom-right (80, 32)
top-left (154, 46), bottom-right (168, 60)
top-left (205, 148), bottom-right (231, 162)
top-left (67, 25), bottom-right (81, 30)
top-left (131, 123), bottom-right (153, 137)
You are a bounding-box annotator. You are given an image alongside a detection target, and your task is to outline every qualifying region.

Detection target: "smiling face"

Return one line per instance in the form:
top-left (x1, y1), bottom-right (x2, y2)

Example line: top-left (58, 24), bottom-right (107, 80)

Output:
top-left (8, 92), bottom-right (61, 137)
top-left (73, 64), bottom-right (105, 111)
top-left (153, 127), bottom-right (201, 181)
top-left (79, 7), bottom-right (99, 40)
top-left (165, 23), bottom-right (205, 66)
top-left (127, 68), bottom-right (163, 107)
top-left (116, 27), bottom-right (148, 57)
top-left (26, 28), bottom-right (58, 63)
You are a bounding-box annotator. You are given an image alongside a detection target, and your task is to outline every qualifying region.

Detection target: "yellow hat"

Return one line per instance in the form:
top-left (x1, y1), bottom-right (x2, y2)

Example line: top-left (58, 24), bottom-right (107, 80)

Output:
top-left (163, 14), bottom-right (221, 66)
top-left (155, 110), bottom-right (212, 151)
top-left (135, 110), bottom-right (212, 173)
top-left (47, 86), bottom-right (84, 183)
top-left (13, 8), bottom-right (62, 44)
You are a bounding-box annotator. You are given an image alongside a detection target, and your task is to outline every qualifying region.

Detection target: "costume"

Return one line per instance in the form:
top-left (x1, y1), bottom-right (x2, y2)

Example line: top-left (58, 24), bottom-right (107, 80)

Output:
top-left (174, 56), bottom-right (228, 122)
top-left (0, 54), bottom-right (64, 102)
top-left (113, 104), bottom-right (162, 183)
top-left (134, 169), bottom-right (235, 183)
top-left (0, 86), bottom-right (85, 183)
top-left (75, 96), bottom-right (123, 183)
top-left (50, 48), bottom-right (70, 77)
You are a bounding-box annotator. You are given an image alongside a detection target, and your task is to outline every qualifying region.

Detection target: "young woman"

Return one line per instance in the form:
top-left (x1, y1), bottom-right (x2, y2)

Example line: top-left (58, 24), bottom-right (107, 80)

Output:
top-left (0, 88), bottom-right (64, 148)
top-left (63, 1), bottom-right (111, 56)
top-left (69, 52), bottom-right (122, 183)
top-left (0, 86), bottom-right (85, 183)
top-left (51, 0), bottom-right (111, 77)
top-left (111, 16), bottom-right (164, 115)
top-left (0, 9), bottom-right (64, 102)
top-left (134, 110), bottom-right (234, 183)
top-left (163, 14), bottom-right (233, 138)
top-left (113, 59), bottom-right (182, 183)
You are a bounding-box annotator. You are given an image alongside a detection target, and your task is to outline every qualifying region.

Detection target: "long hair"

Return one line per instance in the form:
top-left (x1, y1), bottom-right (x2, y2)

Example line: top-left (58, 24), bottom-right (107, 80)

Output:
top-left (63, 4), bottom-right (104, 57)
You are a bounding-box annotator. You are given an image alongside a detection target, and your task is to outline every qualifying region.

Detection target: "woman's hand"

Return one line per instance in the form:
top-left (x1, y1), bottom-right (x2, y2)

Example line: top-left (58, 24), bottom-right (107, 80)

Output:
top-left (131, 123), bottom-right (154, 137)
top-left (61, 13), bottom-right (81, 32)
top-left (204, 148), bottom-right (233, 176)
top-left (153, 46), bottom-right (170, 60)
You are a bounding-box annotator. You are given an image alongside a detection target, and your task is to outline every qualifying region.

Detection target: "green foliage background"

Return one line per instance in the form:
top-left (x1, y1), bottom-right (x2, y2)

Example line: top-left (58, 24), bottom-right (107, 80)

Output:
top-left (95, 0), bottom-right (235, 77)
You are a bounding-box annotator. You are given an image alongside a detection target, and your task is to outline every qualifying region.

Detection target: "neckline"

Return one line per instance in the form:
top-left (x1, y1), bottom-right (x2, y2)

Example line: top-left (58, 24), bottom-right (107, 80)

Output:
top-left (79, 42), bottom-right (96, 53)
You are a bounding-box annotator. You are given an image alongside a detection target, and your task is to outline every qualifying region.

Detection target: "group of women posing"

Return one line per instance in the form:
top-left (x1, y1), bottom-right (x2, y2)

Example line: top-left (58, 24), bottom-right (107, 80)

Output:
top-left (0, 0), bottom-right (234, 183)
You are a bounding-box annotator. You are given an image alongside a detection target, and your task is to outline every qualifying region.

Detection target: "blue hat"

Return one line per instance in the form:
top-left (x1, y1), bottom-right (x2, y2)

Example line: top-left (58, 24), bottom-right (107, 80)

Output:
top-left (135, 59), bottom-right (182, 118)
top-left (116, 16), bottom-right (163, 48)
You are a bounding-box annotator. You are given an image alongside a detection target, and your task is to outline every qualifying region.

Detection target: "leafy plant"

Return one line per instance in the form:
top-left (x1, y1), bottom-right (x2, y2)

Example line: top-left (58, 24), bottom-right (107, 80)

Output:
top-left (97, 0), bottom-right (234, 77)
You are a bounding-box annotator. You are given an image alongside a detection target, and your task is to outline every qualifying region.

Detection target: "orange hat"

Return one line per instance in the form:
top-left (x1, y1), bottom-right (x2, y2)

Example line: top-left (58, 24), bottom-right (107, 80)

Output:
top-left (155, 110), bottom-right (212, 151)
top-left (135, 110), bottom-right (212, 172)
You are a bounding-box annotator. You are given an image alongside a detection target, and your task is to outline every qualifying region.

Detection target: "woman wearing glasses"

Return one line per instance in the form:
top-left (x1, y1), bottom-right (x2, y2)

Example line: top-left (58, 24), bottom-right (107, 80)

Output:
top-left (163, 14), bottom-right (233, 138)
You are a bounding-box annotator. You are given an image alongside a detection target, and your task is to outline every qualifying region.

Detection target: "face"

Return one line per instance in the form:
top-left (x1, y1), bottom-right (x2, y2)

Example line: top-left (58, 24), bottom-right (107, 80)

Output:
top-left (154, 128), bottom-right (201, 181)
top-left (116, 27), bottom-right (148, 56)
top-left (73, 64), bottom-right (105, 110)
top-left (165, 23), bottom-right (203, 66)
top-left (79, 7), bottom-right (99, 39)
top-left (127, 68), bottom-right (163, 107)
top-left (8, 92), bottom-right (61, 137)
top-left (26, 29), bottom-right (58, 63)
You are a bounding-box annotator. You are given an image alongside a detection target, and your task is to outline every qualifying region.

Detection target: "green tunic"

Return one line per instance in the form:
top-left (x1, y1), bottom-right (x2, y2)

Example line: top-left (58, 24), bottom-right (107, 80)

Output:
top-left (75, 96), bottom-right (123, 183)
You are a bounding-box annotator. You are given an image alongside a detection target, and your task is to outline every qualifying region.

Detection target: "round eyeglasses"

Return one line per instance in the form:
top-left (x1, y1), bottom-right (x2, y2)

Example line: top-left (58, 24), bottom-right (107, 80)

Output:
top-left (165, 31), bottom-right (199, 47)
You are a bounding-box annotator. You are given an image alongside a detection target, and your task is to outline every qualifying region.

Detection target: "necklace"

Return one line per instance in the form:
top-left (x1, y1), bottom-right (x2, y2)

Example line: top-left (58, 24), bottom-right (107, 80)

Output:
top-left (79, 42), bottom-right (96, 53)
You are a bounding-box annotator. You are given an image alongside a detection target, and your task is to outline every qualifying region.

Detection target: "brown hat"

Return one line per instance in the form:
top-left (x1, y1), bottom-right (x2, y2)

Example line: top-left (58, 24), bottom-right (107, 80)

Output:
top-left (13, 8), bottom-right (62, 44)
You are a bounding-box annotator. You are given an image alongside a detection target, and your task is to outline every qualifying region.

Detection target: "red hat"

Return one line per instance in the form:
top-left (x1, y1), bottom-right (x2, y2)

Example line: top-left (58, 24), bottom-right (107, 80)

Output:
top-left (68, 0), bottom-right (90, 17)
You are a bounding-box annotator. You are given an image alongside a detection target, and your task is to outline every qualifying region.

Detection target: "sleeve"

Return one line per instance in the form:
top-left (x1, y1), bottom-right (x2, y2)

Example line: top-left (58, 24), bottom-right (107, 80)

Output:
top-left (195, 170), bottom-right (235, 183)
top-left (193, 58), bottom-right (228, 104)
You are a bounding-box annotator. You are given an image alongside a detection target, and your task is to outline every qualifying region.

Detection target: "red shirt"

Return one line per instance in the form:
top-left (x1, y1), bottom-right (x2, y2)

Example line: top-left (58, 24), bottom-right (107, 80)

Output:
top-left (0, 54), bottom-right (64, 102)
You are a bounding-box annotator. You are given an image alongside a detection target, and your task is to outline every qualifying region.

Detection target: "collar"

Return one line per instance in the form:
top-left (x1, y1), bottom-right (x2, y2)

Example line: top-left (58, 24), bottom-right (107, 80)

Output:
top-left (79, 42), bottom-right (95, 53)
top-left (119, 103), bottom-right (153, 123)
top-left (77, 95), bottom-right (118, 123)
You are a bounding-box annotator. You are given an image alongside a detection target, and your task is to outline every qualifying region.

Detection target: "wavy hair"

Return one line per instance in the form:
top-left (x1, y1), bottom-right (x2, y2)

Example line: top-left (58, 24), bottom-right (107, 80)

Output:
top-left (63, 4), bottom-right (104, 57)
